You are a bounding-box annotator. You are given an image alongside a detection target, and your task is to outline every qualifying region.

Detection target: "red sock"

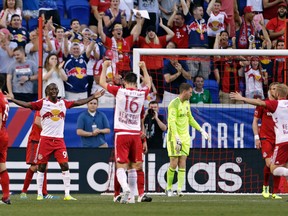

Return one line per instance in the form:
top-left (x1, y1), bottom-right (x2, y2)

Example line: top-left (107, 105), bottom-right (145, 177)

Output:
top-left (42, 170), bottom-right (48, 196)
top-left (22, 168), bottom-right (35, 193)
top-left (137, 169), bottom-right (144, 196)
top-left (114, 171), bottom-right (121, 197)
top-left (263, 165), bottom-right (270, 186)
top-left (272, 175), bottom-right (281, 194)
top-left (0, 170), bottom-right (10, 200)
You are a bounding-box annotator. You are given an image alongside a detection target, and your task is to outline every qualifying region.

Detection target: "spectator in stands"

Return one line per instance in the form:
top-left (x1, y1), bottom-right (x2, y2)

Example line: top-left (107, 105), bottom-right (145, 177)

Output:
top-left (77, 98), bottom-right (110, 148)
top-left (82, 28), bottom-right (100, 96)
top-left (235, 6), bottom-right (256, 49)
top-left (103, 0), bottom-right (127, 37)
top-left (6, 14), bottom-right (29, 48)
top-left (0, 0), bottom-right (22, 28)
top-left (213, 30), bottom-right (236, 49)
top-left (263, 0), bottom-right (286, 24)
top-left (97, 12), bottom-right (142, 77)
top-left (254, 18), bottom-right (272, 49)
top-left (143, 101), bottom-right (167, 149)
top-left (6, 47), bottom-right (38, 101)
top-left (271, 39), bottom-right (285, 83)
top-left (158, 0), bottom-right (180, 35)
top-left (92, 50), bottom-right (116, 106)
top-left (206, 0), bottom-right (228, 48)
top-left (167, 5), bottom-right (189, 48)
top-left (43, 53), bottom-right (67, 98)
top-left (214, 56), bottom-right (245, 104)
top-left (63, 32), bottom-right (97, 100)
top-left (190, 75), bottom-right (212, 104)
top-left (0, 28), bottom-right (17, 92)
top-left (50, 26), bottom-right (70, 63)
top-left (89, 0), bottom-right (111, 34)
top-left (39, 0), bottom-right (60, 26)
top-left (138, 0), bottom-right (160, 36)
top-left (219, 0), bottom-right (236, 37)
top-left (182, 2), bottom-right (211, 80)
top-left (22, 0), bottom-right (39, 26)
top-left (69, 19), bottom-right (83, 43)
top-left (266, 2), bottom-right (287, 42)
top-left (162, 42), bottom-right (191, 105)
top-left (137, 20), bottom-right (174, 102)
top-left (243, 57), bottom-right (267, 99)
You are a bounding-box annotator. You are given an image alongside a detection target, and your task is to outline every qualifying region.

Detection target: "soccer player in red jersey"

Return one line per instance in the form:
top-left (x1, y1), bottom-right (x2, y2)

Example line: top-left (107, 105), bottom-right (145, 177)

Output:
top-left (252, 82), bottom-right (282, 199)
top-left (99, 60), bottom-right (151, 204)
top-left (0, 75), bottom-right (11, 204)
top-left (20, 111), bottom-right (58, 199)
top-left (230, 83), bottom-right (288, 187)
top-left (7, 83), bottom-right (104, 201)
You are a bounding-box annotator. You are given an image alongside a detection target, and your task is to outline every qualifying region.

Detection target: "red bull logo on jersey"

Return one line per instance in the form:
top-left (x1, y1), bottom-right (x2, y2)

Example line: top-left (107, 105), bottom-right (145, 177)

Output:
top-left (42, 109), bottom-right (65, 121)
top-left (67, 67), bottom-right (87, 79)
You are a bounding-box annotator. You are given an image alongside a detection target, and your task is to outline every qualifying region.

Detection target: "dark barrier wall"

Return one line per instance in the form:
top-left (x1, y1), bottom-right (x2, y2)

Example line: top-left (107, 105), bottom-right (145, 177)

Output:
top-left (7, 106), bottom-right (255, 148)
top-left (6, 148), bottom-right (266, 193)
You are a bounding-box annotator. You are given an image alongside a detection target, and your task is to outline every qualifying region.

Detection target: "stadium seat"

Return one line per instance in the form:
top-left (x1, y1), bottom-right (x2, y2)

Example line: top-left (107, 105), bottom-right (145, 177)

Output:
top-left (65, 0), bottom-right (90, 25)
top-left (28, 18), bottom-right (39, 31)
top-left (61, 18), bottom-right (72, 30)
top-left (57, 0), bottom-right (66, 19)
top-left (203, 79), bottom-right (220, 103)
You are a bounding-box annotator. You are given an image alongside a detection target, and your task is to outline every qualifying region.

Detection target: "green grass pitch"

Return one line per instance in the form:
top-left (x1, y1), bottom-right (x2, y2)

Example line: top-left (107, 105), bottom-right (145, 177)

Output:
top-left (1, 194), bottom-right (288, 216)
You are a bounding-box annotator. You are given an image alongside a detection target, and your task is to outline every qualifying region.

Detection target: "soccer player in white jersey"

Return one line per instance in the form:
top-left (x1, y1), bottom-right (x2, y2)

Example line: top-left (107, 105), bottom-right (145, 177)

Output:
top-left (166, 83), bottom-right (210, 197)
top-left (230, 84), bottom-right (288, 180)
top-left (7, 83), bottom-right (104, 201)
top-left (99, 60), bottom-right (151, 204)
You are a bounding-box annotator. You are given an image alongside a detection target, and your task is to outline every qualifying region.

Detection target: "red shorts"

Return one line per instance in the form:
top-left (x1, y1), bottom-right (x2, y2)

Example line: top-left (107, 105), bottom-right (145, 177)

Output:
top-left (271, 143), bottom-right (288, 165)
top-left (115, 133), bottom-right (142, 164)
top-left (26, 139), bottom-right (39, 164)
top-left (37, 136), bottom-right (69, 164)
top-left (261, 138), bottom-right (275, 159)
top-left (0, 130), bottom-right (8, 163)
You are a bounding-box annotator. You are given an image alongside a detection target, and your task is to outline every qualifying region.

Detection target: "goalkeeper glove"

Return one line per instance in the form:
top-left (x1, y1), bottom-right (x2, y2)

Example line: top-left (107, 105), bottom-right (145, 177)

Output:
top-left (175, 137), bottom-right (182, 154)
top-left (200, 128), bottom-right (210, 140)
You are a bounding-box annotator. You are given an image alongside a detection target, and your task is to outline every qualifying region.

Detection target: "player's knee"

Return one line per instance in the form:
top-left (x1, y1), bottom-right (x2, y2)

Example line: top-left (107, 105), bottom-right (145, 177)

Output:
top-left (59, 162), bottom-right (69, 171)
top-left (38, 164), bottom-right (47, 172)
top-left (132, 162), bottom-right (143, 170)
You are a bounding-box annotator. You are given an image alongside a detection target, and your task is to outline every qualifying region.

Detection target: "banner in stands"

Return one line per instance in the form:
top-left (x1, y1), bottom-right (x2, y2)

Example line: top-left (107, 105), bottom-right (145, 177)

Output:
top-left (7, 148), bottom-right (288, 194)
top-left (7, 105), bottom-right (255, 148)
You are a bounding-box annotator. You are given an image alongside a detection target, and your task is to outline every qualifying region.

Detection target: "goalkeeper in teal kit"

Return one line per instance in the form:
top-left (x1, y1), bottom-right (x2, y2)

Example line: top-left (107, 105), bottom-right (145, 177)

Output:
top-left (166, 83), bottom-right (210, 196)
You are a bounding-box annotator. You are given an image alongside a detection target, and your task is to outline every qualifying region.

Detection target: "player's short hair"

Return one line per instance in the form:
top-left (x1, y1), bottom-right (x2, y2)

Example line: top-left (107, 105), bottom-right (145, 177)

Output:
top-left (269, 82), bottom-right (280, 90)
top-left (0, 74), bottom-right (5, 89)
top-left (275, 83), bottom-right (288, 98)
top-left (179, 83), bottom-right (192, 93)
top-left (123, 73), bottom-right (137, 84)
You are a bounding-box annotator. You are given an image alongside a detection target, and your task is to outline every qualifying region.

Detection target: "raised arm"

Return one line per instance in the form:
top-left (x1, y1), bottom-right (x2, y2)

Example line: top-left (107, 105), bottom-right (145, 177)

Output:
top-left (167, 4), bottom-right (178, 28)
top-left (97, 13), bottom-right (106, 43)
top-left (159, 18), bottom-right (175, 41)
top-left (99, 60), bottom-right (111, 90)
top-left (206, 0), bottom-right (216, 15)
top-left (181, 0), bottom-right (189, 16)
top-left (139, 61), bottom-right (151, 90)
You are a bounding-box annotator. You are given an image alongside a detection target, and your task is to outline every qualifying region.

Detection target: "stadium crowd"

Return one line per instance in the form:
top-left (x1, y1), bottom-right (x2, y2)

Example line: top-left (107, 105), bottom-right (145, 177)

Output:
top-left (0, 0), bottom-right (287, 105)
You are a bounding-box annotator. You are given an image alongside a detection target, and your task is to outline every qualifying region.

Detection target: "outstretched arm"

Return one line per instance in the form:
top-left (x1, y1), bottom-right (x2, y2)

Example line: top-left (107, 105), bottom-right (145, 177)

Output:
top-left (71, 90), bottom-right (105, 107)
top-left (229, 92), bottom-right (266, 106)
top-left (7, 96), bottom-right (33, 109)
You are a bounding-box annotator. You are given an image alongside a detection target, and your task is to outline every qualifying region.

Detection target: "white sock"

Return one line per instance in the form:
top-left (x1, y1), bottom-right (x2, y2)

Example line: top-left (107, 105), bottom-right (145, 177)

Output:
top-left (116, 168), bottom-right (129, 192)
top-left (37, 171), bottom-right (44, 196)
top-left (273, 167), bottom-right (288, 176)
top-left (128, 169), bottom-right (137, 198)
top-left (62, 170), bottom-right (70, 197)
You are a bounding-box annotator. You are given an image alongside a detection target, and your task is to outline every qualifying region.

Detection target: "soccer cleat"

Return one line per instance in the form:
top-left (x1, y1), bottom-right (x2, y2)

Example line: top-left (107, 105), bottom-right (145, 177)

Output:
top-left (262, 186), bottom-right (269, 198)
top-left (64, 195), bottom-right (77, 201)
top-left (37, 195), bottom-right (44, 201)
top-left (138, 194), bottom-right (152, 202)
top-left (0, 198), bottom-right (11, 205)
top-left (113, 195), bottom-right (122, 203)
top-left (176, 190), bottom-right (184, 197)
top-left (44, 194), bottom-right (60, 199)
top-left (120, 190), bottom-right (130, 204)
top-left (20, 192), bottom-right (27, 199)
top-left (165, 189), bottom-right (174, 197)
top-left (272, 194), bottom-right (282, 199)
top-left (127, 196), bottom-right (135, 204)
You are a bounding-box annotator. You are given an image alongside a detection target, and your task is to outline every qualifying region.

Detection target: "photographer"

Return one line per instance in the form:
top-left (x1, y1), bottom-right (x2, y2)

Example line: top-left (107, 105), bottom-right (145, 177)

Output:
top-left (143, 101), bottom-right (167, 149)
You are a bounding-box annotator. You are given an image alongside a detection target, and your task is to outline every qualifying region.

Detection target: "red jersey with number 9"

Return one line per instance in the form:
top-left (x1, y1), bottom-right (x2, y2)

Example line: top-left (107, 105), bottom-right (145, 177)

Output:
top-left (107, 85), bottom-right (149, 133)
